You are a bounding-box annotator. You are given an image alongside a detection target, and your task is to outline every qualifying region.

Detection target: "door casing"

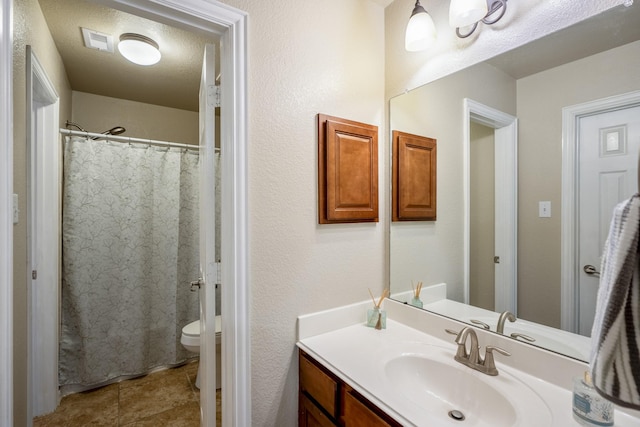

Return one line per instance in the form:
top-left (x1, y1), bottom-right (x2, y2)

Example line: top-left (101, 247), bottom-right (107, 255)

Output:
top-left (26, 44), bottom-right (60, 419)
top-left (0, 0), bottom-right (14, 424)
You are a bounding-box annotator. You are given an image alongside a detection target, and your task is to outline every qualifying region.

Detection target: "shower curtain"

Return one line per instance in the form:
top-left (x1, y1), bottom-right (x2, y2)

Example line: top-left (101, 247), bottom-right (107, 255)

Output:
top-left (59, 135), bottom-right (202, 388)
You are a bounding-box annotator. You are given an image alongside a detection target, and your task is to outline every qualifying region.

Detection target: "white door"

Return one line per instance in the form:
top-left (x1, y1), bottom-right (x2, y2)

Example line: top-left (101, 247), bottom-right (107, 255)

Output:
top-left (493, 124), bottom-right (518, 314)
top-left (578, 104), bottom-right (640, 336)
top-left (199, 43), bottom-right (217, 426)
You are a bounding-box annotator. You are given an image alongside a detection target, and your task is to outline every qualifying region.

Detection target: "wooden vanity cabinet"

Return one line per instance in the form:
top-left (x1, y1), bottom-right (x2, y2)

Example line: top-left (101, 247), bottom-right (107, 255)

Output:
top-left (299, 350), bottom-right (402, 427)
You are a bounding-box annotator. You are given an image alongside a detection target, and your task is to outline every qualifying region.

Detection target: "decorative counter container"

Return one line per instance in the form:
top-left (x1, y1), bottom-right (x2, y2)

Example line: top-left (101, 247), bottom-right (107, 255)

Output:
top-left (410, 296), bottom-right (423, 308)
top-left (366, 307), bottom-right (386, 329)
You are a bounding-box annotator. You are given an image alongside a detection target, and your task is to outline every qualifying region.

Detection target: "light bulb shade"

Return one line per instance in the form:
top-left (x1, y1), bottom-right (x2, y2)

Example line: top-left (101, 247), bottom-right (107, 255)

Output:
top-left (449, 0), bottom-right (488, 28)
top-left (118, 33), bottom-right (161, 66)
top-left (405, 6), bottom-right (437, 52)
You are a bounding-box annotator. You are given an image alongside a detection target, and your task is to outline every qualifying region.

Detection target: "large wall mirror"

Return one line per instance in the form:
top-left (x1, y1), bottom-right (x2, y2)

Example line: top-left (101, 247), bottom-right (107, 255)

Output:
top-left (389, 3), bottom-right (640, 362)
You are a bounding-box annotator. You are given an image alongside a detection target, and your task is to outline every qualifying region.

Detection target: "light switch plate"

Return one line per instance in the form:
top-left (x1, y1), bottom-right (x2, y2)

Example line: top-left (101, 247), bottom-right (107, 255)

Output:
top-left (539, 201), bottom-right (551, 218)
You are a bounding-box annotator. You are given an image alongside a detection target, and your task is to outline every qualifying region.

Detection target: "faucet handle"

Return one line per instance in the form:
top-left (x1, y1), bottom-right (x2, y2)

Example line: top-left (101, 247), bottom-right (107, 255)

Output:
top-left (510, 332), bottom-right (536, 342)
top-left (486, 346), bottom-right (510, 357)
top-left (470, 319), bottom-right (491, 330)
top-left (445, 328), bottom-right (460, 336)
top-left (482, 345), bottom-right (511, 376)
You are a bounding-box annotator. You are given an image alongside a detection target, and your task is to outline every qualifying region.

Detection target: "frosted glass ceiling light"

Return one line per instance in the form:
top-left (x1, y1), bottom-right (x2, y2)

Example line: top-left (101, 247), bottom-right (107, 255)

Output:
top-left (118, 33), bottom-right (161, 66)
top-left (450, 0), bottom-right (508, 38)
top-left (405, 0), bottom-right (437, 52)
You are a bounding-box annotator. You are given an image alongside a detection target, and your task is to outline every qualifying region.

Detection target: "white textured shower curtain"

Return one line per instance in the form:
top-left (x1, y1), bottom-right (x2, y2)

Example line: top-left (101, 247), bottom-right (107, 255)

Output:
top-left (59, 136), bottom-right (201, 388)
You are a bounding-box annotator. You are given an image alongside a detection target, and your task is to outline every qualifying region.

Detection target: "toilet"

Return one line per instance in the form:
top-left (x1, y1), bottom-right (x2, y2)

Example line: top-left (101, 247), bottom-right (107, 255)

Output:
top-left (181, 315), bottom-right (222, 389)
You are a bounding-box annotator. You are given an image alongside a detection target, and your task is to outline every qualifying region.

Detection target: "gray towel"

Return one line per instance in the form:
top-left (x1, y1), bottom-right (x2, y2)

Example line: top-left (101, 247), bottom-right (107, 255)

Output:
top-left (590, 193), bottom-right (640, 409)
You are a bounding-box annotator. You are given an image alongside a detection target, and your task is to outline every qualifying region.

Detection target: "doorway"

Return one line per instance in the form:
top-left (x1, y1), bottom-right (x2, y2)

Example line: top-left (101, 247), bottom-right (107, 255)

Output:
top-left (463, 98), bottom-right (518, 314)
top-left (9, 1), bottom-right (249, 426)
top-left (469, 122), bottom-right (496, 311)
top-left (561, 90), bottom-right (640, 336)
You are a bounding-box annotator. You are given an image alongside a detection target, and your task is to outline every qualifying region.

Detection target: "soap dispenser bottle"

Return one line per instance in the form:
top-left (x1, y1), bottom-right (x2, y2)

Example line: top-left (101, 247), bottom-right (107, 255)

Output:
top-left (572, 371), bottom-right (614, 426)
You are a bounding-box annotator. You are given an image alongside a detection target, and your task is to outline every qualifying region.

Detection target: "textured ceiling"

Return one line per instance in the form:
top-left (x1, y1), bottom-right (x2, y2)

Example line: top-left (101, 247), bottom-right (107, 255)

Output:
top-left (486, 4), bottom-right (640, 79)
top-left (38, 0), bottom-right (218, 112)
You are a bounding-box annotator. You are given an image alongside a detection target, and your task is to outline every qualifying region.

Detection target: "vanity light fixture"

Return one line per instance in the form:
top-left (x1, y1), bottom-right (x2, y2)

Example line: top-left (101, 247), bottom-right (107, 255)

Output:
top-left (404, 0), bottom-right (437, 52)
top-left (450, 0), bottom-right (508, 38)
top-left (404, 0), bottom-right (509, 52)
top-left (118, 33), bottom-right (161, 66)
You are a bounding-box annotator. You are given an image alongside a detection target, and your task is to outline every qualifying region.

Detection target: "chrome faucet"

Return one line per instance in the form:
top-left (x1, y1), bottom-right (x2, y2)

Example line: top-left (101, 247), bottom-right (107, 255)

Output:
top-left (496, 311), bottom-right (516, 334)
top-left (446, 328), bottom-right (511, 376)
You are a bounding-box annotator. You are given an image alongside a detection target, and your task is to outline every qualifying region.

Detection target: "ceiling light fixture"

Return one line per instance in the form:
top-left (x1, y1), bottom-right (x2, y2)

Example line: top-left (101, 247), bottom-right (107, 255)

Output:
top-left (404, 0), bottom-right (437, 52)
top-left (118, 33), bottom-right (161, 66)
top-left (404, 0), bottom-right (509, 52)
top-left (450, 0), bottom-right (508, 38)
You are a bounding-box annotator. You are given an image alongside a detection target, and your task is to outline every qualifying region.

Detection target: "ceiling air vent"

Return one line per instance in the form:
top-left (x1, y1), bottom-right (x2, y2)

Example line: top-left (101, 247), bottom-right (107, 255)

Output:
top-left (81, 27), bottom-right (114, 53)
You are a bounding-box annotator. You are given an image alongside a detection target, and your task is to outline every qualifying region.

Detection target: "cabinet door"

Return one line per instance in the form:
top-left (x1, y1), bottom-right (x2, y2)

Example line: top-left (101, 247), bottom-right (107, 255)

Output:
top-left (318, 114), bottom-right (379, 223)
top-left (300, 394), bottom-right (337, 427)
top-left (392, 130), bottom-right (437, 221)
top-left (342, 389), bottom-right (399, 427)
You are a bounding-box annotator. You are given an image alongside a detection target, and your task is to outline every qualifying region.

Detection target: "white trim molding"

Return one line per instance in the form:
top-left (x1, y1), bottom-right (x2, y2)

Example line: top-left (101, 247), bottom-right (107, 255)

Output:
top-left (463, 98), bottom-right (518, 314)
top-left (0, 0), bottom-right (13, 425)
top-left (26, 45), bottom-right (61, 419)
top-left (560, 90), bottom-right (640, 333)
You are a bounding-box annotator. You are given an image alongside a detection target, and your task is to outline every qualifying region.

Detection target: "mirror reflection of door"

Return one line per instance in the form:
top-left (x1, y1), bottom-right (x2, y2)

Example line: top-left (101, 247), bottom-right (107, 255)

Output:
top-left (464, 100), bottom-right (517, 315)
top-left (470, 122), bottom-right (496, 311)
top-left (577, 103), bottom-right (640, 336)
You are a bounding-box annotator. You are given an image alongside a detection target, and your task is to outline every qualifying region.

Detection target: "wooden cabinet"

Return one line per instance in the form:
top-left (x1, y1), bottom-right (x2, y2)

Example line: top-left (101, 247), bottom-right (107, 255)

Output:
top-left (299, 350), bottom-right (402, 427)
top-left (392, 130), bottom-right (437, 221)
top-left (317, 114), bottom-right (379, 224)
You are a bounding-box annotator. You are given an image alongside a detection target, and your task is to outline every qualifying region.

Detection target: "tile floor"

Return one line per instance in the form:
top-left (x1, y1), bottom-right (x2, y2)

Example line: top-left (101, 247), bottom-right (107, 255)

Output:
top-left (33, 361), bottom-right (221, 426)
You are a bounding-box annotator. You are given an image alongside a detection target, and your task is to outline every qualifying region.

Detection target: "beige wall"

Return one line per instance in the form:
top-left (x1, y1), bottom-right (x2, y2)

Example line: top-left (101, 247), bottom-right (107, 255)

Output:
top-left (71, 91), bottom-right (199, 145)
top-left (517, 40), bottom-right (640, 327)
top-left (12, 0), bottom-right (72, 424)
top-left (469, 122), bottom-right (495, 311)
top-left (389, 62), bottom-right (516, 302)
top-left (218, 0), bottom-right (387, 424)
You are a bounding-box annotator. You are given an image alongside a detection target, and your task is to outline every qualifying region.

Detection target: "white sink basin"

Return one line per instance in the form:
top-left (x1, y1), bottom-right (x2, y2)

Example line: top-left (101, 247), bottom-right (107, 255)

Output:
top-left (381, 344), bottom-right (553, 426)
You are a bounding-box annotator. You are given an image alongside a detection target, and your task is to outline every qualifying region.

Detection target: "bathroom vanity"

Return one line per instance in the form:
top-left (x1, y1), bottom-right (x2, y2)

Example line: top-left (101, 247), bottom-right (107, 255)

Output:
top-left (299, 349), bottom-right (401, 426)
top-left (297, 298), bottom-right (640, 427)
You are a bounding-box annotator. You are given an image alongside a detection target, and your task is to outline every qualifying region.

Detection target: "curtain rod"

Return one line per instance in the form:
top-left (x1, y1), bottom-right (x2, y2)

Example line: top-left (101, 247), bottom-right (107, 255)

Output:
top-left (59, 129), bottom-right (217, 151)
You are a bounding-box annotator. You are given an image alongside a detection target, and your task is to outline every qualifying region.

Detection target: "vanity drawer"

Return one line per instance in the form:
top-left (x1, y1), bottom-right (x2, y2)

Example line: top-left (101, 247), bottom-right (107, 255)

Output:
top-left (299, 351), bottom-right (339, 419)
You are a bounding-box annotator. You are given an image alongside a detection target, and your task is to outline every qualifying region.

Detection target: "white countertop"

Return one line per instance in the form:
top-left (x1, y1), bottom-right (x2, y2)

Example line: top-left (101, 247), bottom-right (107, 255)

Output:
top-left (297, 299), bottom-right (640, 426)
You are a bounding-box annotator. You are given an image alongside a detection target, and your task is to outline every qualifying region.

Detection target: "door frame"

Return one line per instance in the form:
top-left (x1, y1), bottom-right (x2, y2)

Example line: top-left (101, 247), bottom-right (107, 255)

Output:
top-left (560, 89), bottom-right (640, 333)
top-left (463, 98), bottom-right (518, 314)
top-left (0, 0), bottom-right (14, 424)
top-left (26, 45), bottom-right (60, 418)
